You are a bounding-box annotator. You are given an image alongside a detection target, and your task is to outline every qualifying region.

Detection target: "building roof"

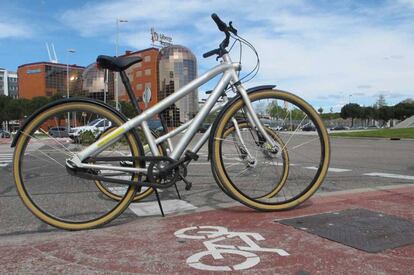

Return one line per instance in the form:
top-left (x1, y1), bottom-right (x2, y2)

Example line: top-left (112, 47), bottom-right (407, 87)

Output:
top-left (18, 62), bottom-right (85, 69)
top-left (120, 47), bottom-right (159, 57)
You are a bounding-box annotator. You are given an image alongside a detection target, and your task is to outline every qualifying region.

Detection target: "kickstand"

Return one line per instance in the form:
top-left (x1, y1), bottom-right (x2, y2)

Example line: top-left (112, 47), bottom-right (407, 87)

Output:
top-left (174, 183), bottom-right (182, 200)
top-left (154, 189), bottom-right (165, 217)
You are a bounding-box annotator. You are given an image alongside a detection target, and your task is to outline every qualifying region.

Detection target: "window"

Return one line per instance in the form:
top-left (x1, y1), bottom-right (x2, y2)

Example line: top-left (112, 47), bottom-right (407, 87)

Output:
top-left (136, 83), bottom-right (143, 90)
top-left (144, 69), bottom-right (151, 76)
top-left (144, 55), bottom-right (151, 62)
top-left (145, 82), bottom-right (151, 89)
top-left (136, 71), bottom-right (142, 77)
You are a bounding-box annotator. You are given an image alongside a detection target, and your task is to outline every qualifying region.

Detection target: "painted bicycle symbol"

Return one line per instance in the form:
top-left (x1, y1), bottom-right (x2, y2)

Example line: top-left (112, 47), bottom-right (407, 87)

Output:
top-left (174, 225), bottom-right (289, 271)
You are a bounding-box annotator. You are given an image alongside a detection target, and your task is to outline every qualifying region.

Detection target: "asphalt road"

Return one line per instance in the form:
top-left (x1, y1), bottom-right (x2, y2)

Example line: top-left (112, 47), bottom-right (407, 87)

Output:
top-left (1, 134), bottom-right (414, 236)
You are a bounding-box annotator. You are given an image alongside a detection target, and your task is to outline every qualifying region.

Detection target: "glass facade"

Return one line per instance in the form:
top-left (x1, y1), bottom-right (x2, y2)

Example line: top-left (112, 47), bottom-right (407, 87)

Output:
top-left (82, 63), bottom-right (114, 101)
top-left (158, 45), bottom-right (198, 127)
top-left (44, 64), bottom-right (83, 97)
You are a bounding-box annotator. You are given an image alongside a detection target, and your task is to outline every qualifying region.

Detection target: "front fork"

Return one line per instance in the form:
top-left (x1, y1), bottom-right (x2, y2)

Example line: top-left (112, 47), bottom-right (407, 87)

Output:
top-left (233, 84), bottom-right (280, 156)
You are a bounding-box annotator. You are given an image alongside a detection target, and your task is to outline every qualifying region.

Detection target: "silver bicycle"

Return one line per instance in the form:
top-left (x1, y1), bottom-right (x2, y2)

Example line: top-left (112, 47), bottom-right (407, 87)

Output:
top-left (11, 14), bottom-right (330, 230)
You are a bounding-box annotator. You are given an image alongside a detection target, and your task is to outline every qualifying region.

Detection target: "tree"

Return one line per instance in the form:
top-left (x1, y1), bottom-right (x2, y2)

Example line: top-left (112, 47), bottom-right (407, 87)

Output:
top-left (318, 107), bottom-right (323, 114)
top-left (118, 101), bottom-right (138, 118)
top-left (361, 106), bottom-right (376, 126)
top-left (374, 94), bottom-right (387, 109)
top-left (394, 101), bottom-right (414, 120)
top-left (0, 95), bottom-right (12, 129)
top-left (340, 103), bottom-right (362, 127)
top-left (29, 96), bottom-right (52, 114)
top-left (377, 106), bottom-right (394, 126)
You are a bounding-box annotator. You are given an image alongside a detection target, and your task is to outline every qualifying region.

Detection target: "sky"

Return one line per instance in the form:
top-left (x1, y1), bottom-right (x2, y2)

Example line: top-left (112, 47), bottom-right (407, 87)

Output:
top-left (1, 0), bottom-right (413, 111)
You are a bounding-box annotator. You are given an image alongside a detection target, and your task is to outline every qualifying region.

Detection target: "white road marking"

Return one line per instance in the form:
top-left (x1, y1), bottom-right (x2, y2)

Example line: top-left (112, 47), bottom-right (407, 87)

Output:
top-left (304, 166), bottom-right (351, 172)
top-left (128, 199), bottom-right (197, 216)
top-left (363, 172), bottom-right (414, 181)
top-left (107, 186), bottom-right (161, 196)
top-left (175, 225), bottom-right (289, 271)
top-left (0, 153), bottom-right (13, 168)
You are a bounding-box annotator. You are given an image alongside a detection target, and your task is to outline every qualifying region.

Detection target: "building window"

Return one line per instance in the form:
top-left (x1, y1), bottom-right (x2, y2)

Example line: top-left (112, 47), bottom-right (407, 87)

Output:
top-left (145, 82), bottom-right (151, 89)
top-left (136, 83), bottom-right (143, 90)
top-left (144, 69), bottom-right (151, 76)
top-left (136, 71), bottom-right (142, 77)
top-left (144, 56), bottom-right (151, 62)
top-left (137, 62), bottom-right (142, 68)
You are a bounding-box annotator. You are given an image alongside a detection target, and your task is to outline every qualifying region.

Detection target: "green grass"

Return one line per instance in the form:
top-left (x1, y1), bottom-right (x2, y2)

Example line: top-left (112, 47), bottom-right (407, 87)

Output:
top-left (330, 128), bottom-right (414, 139)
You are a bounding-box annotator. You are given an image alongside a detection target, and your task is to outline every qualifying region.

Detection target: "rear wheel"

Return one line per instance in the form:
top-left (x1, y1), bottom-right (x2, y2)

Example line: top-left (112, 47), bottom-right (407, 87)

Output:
top-left (13, 100), bottom-right (143, 230)
top-left (211, 89), bottom-right (330, 210)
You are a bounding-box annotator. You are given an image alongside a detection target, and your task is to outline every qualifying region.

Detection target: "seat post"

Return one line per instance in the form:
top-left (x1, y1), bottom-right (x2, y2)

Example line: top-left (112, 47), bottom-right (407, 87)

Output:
top-left (119, 70), bottom-right (142, 114)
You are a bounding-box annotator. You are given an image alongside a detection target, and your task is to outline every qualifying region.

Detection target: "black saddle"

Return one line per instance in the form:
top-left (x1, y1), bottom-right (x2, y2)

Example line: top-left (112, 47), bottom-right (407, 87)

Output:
top-left (96, 55), bottom-right (142, 72)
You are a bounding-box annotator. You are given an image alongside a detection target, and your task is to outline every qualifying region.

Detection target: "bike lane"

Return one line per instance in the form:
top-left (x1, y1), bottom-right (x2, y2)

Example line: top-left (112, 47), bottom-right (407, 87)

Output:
top-left (0, 185), bottom-right (413, 274)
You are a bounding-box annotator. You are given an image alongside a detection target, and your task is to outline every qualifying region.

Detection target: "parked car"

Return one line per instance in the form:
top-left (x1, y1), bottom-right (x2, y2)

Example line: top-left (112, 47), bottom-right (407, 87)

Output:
top-left (69, 118), bottom-right (112, 141)
top-left (147, 119), bottom-right (164, 133)
top-left (302, 124), bottom-right (316, 131)
top-left (331, 125), bottom-right (350, 131)
top-left (48, 127), bottom-right (69, 138)
top-left (0, 129), bottom-right (11, 138)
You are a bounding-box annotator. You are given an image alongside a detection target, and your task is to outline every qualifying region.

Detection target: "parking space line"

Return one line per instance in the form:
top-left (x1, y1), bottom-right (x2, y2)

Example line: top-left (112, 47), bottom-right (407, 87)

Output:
top-left (128, 199), bottom-right (197, 216)
top-left (304, 166), bottom-right (351, 172)
top-left (363, 172), bottom-right (414, 181)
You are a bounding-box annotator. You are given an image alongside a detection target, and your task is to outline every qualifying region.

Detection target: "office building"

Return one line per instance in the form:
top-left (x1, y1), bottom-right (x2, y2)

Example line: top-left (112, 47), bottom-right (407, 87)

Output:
top-left (117, 48), bottom-right (159, 110)
top-left (0, 68), bottom-right (18, 98)
top-left (158, 45), bottom-right (198, 126)
top-left (17, 62), bottom-right (84, 99)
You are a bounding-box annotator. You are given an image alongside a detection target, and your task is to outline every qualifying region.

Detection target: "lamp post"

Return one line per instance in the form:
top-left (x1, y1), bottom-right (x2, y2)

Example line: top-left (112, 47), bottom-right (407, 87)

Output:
top-left (66, 49), bottom-right (76, 130)
top-left (349, 94), bottom-right (353, 104)
top-left (115, 18), bottom-right (128, 110)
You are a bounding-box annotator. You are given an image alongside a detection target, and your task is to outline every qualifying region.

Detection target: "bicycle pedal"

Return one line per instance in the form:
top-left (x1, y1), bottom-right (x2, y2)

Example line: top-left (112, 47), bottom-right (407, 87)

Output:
top-left (182, 177), bottom-right (192, 191)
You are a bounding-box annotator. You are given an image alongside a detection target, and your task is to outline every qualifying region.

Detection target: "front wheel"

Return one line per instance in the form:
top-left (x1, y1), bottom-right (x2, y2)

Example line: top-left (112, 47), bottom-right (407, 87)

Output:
top-left (210, 89), bottom-right (330, 210)
top-left (12, 99), bottom-right (143, 230)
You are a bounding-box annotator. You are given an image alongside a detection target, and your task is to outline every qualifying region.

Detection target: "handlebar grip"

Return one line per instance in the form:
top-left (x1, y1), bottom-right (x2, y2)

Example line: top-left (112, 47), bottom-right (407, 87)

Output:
top-left (211, 13), bottom-right (228, 32)
top-left (202, 48), bottom-right (220, 58)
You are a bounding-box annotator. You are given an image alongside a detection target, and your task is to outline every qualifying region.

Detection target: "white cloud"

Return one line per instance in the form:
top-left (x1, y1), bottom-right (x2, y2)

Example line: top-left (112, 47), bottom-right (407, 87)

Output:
top-left (60, 0), bottom-right (414, 106)
top-left (0, 21), bottom-right (33, 39)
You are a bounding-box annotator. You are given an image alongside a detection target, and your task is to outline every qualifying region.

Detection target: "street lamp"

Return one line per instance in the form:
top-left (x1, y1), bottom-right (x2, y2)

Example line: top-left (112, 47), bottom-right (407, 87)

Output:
top-left (66, 49), bottom-right (76, 130)
top-left (349, 94), bottom-right (353, 104)
top-left (115, 18), bottom-right (128, 110)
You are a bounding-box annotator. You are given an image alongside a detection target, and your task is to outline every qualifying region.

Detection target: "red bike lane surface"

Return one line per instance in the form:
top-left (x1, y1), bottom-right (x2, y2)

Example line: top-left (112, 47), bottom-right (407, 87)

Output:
top-left (1, 186), bottom-right (413, 274)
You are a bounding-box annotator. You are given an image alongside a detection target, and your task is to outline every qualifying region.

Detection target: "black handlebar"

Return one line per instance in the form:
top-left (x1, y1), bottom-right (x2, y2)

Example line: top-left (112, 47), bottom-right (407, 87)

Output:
top-left (202, 48), bottom-right (220, 58)
top-left (211, 13), bottom-right (228, 32)
top-left (202, 13), bottom-right (238, 59)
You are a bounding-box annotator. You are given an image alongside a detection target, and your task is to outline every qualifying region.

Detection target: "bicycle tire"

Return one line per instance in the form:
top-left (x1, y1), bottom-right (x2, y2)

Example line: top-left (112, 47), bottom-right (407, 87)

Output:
top-left (210, 89), bottom-right (330, 210)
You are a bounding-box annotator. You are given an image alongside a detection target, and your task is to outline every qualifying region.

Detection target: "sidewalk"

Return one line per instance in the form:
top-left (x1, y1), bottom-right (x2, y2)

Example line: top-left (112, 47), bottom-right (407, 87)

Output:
top-left (0, 185), bottom-right (413, 274)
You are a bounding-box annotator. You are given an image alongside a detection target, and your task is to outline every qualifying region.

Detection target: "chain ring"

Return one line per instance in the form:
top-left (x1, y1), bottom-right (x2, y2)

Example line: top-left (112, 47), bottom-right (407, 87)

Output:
top-left (147, 160), bottom-right (180, 187)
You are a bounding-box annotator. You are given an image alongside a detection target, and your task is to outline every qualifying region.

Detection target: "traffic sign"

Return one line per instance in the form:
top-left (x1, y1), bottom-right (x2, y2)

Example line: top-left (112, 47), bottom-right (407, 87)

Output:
top-left (143, 86), bottom-right (152, 108)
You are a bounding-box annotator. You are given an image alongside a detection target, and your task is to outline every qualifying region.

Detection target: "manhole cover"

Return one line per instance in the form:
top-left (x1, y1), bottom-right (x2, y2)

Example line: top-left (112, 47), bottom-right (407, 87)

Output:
top-left (279, 208), bottom-right (414, 253)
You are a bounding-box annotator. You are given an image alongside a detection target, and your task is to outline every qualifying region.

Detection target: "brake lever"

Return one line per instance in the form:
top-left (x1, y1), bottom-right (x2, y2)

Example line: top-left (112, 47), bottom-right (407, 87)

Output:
top-left (229, 21), bottom-right (238, 35)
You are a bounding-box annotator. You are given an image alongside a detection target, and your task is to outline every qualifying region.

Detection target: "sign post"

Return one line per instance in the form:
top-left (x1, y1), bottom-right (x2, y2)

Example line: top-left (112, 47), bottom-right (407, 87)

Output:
top-left (143, 86), bottom-right (152, 109)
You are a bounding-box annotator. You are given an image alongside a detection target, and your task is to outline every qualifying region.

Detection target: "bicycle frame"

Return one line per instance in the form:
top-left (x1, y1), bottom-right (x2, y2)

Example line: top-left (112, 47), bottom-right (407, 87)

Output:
top-left (68, 54), bottom-right (278, 173)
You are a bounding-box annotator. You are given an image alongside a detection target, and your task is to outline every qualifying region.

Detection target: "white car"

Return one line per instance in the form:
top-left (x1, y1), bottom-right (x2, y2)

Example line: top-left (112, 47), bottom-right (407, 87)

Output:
top-left (68, 118), bottom-right (112, 141)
